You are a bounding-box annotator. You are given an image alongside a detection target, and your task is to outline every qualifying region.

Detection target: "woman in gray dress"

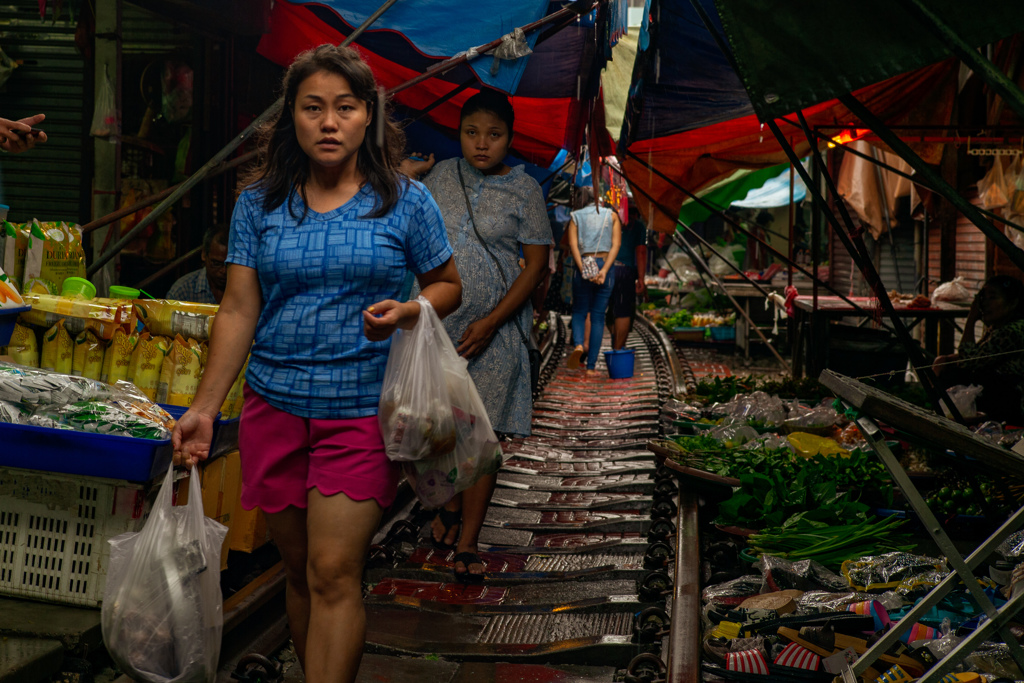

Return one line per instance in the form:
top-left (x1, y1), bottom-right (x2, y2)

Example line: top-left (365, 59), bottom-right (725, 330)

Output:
top-left (406, 90), bottom-right (551, 580)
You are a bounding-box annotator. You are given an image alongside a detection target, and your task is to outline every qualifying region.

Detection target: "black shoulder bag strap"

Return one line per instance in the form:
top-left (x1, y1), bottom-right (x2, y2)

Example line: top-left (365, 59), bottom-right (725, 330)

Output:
top-left (457, 162), bottom-right (541, 395)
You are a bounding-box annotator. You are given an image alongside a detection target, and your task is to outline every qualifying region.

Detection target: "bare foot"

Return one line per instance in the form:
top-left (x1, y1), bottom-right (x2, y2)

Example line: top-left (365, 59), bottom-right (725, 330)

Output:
top-left (454, 543), bottom-right (485, 579)
top-left (430, 508), bottom-right (461, 548)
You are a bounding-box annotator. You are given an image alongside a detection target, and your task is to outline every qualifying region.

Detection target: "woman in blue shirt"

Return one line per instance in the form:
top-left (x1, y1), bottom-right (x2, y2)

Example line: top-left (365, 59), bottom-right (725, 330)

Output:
top-left (566, 186), bottom-right (622, 372)
top-left (172, 45), bottom-right (461, 683)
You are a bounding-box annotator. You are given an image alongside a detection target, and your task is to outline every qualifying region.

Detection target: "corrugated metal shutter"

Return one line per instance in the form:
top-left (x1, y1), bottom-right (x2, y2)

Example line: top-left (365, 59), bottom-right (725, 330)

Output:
top-left (122, 2), bottom-right (193, 53)
top-left (0, 2), bottom-right (88, 224)
top-left (926, 189), bottom-right (987, 295)
top-left (830, 225), bottom-right (918, 296)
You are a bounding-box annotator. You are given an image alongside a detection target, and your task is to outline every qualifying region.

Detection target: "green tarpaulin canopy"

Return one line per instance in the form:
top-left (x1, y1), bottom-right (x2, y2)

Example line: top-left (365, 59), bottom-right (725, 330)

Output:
top-left (714, 0), bottom-right (1024, 120)
top-left (678, 164), bottom-right (786, 226)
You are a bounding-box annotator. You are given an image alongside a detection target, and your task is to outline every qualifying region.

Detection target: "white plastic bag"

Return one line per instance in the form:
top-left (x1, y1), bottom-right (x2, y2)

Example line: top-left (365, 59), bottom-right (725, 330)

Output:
top-left (101, 464), bottom-right (228, 683)
top-left (931, 276), bottom-right (972, 303)
top-left (378, 296), bottom-right (457, 462)
top-left (940, 384), bottom-right (983, 420)
top-left (401, 300), bottom-right (502, 508)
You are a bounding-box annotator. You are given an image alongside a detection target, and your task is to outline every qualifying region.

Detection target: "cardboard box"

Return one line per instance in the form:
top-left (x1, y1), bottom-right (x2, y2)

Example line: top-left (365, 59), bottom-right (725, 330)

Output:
top-left (226, 451), bottom-right (271, 553)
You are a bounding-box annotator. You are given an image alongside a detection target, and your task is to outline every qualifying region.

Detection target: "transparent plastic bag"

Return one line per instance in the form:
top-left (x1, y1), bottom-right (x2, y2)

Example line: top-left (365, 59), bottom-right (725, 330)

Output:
top-left (931, 276), bottom-right (972, 303)
top-left (940, 384), bottom-right (983, 420)
top-left (755, 555), bottom-right (850, 593)
top-left (709, 391), bottom-right (786, 428)
top-left (402, 301), bottom-right (503, 508)
top-left (841, 552), bottom-right (947, 595)
top-left (378, 297), bottom-right (457, 463)
top-left (101, 464), bottom-right (228, 683)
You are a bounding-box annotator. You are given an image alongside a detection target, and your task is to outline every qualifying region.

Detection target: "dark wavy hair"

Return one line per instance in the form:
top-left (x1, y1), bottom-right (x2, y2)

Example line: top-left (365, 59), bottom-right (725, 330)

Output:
top-left (242, 44), bottom-right (406, 221)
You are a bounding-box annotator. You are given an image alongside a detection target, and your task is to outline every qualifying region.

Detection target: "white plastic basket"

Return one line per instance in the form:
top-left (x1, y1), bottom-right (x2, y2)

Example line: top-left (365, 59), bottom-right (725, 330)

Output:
top-left (0, 467), bottom-right (156, 607)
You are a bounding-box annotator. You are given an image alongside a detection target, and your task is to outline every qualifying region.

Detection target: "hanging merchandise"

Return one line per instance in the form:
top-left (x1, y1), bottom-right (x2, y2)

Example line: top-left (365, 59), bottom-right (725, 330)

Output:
top-left (91, 65), bottom-right (119, 139)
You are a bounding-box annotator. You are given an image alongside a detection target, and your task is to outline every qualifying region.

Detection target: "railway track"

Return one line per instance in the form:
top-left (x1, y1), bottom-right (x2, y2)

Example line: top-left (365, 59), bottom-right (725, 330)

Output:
top-left (107, 315), bottom-right (698, 683)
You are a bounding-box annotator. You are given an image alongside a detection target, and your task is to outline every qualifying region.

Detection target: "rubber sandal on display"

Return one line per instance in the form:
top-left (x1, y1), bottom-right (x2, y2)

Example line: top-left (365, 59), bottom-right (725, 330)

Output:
top-left (453, 551), bottom-right (485, 584)
top-left (567, 345), bottom-right (584, 369)
top-left (430, 507), bottom-right (461, 550)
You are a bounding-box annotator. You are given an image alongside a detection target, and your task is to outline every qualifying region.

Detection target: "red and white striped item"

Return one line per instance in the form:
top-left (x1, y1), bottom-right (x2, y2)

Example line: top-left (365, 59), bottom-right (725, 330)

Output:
top-left (774, 642), bottom-right (821, 670)
top-left (726, 649), bottom-right (769, 675)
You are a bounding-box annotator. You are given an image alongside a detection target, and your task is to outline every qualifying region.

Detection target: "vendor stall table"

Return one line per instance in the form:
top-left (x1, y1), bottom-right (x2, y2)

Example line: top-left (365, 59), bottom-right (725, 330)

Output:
top-left (820, 369), bottom-right (1024, 683)
top-left (792, 296), bottom-right (971, 379)
top-left (721, 282), bottom-right (781, 358)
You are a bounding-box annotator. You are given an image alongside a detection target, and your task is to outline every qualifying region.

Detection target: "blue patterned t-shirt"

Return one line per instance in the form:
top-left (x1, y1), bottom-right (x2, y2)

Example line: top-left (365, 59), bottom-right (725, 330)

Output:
top-left (227, 181), bottom-right (453, 418)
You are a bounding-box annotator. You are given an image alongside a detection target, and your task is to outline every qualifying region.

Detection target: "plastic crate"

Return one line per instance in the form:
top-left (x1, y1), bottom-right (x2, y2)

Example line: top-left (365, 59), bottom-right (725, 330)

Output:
top-left (671, 326), bottom-right (706, 342)
top-left (0, 420), bottom-right (172, 482)
top-left (0, 466), bottom-right (155, 606)
top-left (709, 325), bottom-right (736, 342)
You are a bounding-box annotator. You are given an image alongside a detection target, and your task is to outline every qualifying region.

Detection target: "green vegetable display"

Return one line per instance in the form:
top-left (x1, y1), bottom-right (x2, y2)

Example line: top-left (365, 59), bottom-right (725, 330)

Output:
top-left (748, 514), bottom-right (915, 569)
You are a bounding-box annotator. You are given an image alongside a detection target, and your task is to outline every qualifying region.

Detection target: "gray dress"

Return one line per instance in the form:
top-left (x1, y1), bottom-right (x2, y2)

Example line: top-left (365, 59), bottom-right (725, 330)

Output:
top-left (416, 158), bottom-right (552, 437)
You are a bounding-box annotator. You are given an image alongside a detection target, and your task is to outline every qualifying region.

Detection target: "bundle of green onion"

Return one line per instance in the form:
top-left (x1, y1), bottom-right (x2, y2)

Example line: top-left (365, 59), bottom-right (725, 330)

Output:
top-left (747, 514), bottom-right (916, 570)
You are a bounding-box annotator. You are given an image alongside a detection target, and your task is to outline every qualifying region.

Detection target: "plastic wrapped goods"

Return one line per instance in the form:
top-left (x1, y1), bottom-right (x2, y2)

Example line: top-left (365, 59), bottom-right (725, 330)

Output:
top-left (8, 323), bottom-right (39, 368)
top-left (1, 221), bottom-right (29, 290)
top-left (103, 329), bottom-right (138, 385)
top-left (0, 362), bottom-right (111, 407)
top-left (22, 221), bottom-right (86, 295)
top-left (156, 335), bottom-right (202, 407)
top-left (29, 400), bottom-right (170, 440)
top-left (20, 292), bottom-right (131, 340)
top-left (128, 334), bottom-right (170, 401)
top-left (72, 330), bottom-right (106, 381)
top-left (133, 299), bottom-right (217, 340)
top-left (40, 319), bottom-right (74, 374)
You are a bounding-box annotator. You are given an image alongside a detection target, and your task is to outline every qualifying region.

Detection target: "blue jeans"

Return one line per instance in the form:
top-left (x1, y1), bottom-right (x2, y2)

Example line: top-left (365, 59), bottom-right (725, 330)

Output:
top-left (571, 258), bottom-right (615, 370)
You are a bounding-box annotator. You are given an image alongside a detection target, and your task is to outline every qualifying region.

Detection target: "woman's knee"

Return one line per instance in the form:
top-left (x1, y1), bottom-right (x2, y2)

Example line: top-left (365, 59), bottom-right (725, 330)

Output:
top-left (306, 552), bottom-right (364, 602)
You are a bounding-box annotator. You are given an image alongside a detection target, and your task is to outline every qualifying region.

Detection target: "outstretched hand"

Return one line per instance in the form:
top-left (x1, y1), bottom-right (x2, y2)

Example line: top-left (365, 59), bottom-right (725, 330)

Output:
top-left (0, 114), bottom-right (47, 153)
top-left (399, 152), bottom-right (435, 179)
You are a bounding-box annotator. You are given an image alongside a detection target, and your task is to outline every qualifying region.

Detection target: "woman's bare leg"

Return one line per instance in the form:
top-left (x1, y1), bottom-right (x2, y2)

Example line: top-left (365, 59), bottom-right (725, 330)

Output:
top-left (264, 507), bottom-right (310, 666)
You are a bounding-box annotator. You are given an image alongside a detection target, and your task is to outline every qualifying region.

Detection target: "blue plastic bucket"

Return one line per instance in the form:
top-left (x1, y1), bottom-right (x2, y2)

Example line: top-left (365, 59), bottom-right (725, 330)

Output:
top-left (604, 348), bottom-right (635, 379)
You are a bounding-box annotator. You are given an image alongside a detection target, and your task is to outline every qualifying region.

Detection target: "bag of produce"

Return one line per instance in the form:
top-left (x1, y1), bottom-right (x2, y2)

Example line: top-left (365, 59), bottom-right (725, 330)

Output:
top-left (103, 329), bottom-right (138, 385)
top-left (8, 323), bottom-right (39, 367)
top-left (40, 319), bottom-right (74, 374)
top-left (401, 304), bottom-right (503, 507)
top-left (102, 463), bottom-right (228, 683)
top-left (72, 330), bottom-right (106, 380)
top-left (156, 335), bottom-right (202, 407)
top-left (378, 297), bottom-right (457, 463)
top-left (23, 221), bottom-right (86, 295)
top-left (1, 221), bottom-right (29, 291)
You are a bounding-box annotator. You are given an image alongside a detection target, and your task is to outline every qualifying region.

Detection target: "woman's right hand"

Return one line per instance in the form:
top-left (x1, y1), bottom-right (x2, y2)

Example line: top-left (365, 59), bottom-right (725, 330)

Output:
top-left (172, 409), bottom-right (216, 469)
top-left (591, 270), bottom-right (607, 285)
top-left (398, 152), bottom-right (435, 178)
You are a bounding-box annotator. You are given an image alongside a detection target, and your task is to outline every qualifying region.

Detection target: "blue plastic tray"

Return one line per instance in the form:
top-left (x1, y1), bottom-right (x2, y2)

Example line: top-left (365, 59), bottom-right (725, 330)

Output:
top-left (0, 420), bottom-right (172, 481)
top-left (0, 305), bottom-right (31, 347)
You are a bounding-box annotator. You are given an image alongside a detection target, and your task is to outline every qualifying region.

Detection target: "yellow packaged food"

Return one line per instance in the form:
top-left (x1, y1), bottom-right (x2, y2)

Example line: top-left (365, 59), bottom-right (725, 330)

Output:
top-left (157, 334), bottom-right (202, 407)
top-left (8, 323), bottom-right (39, 367)
top-left (40, 319), bottom-right (73, 373)
top-left (132, 299), bottom-right (217, 340)
top-left (72, 330), bottom-right (106, 381)
top-left (19, 293), bottom-right (131, 340)
top-left (103, 329), bottom-right (138, 385)
top-left (23, 221), bottom-right (86, 295)
top-left (128, 333), bottom-right (170, 401)
top-left (1, 222), bottom-right (29, 291)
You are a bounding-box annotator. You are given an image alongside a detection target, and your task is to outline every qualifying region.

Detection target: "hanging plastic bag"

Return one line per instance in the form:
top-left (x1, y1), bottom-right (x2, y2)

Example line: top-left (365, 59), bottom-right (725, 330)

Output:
top-left (978, 157), bottom-right (1009, 210)
top-left (91, 65), bottom-right (119, 139)
top-left (402, 306), bottom-right (503, 508)
top-left (102, 464), bottom-right (227, 683)
top-left (378, 296), bottom-right (457, 462)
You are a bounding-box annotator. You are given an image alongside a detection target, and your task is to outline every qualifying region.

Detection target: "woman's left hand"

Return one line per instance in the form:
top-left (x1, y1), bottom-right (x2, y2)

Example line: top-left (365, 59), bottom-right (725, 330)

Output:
top-left (592, 271), bottom-right (607, 286)
top-left (363, 299), bottom-right (421, 341)
top-left (457, 317), bottom-right (498, 358)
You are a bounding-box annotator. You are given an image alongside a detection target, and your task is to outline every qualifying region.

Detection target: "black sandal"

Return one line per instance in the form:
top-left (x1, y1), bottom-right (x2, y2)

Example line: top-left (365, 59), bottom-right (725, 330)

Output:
top-left (453, 551), bottom-right (485, 584)
top-left (431, 507), bottom-right (461, 550)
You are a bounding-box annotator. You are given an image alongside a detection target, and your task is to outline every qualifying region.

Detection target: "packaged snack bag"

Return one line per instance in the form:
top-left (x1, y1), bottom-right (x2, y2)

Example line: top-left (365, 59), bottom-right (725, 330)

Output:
top-left (133, 299), bottom-right (217, 340)
top-left (8, 323), bottom-right (39, 368)
top-left (23, 221), bottom-right (86, 295)
top-left (128, 333), bottom-right (170, 401)
top-left (1, 221), bottom-right (29, 291)
top-left (103, 329), bottom-right (138, 385)
top-left (157, 334), bottom-right (202, 407)
top-left (72, 330), bottom-right (106, 381)
top-left (40, 319), bottom-right (74, 374)
top-left (220, 355), bottom-right (248, 419)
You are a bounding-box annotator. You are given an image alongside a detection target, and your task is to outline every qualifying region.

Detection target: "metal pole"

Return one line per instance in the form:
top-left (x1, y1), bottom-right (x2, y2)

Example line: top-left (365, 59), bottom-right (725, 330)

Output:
top-left (788, 163), bottom-right (795, 288)
top-left (89, 0), bottom-right (405, 277)
top-left (133, 246), bottom-right (203, 290)
top-left (899, 0), bottom-right (1024, 121)
top-left (839, 92), bottom-right (1024, 272)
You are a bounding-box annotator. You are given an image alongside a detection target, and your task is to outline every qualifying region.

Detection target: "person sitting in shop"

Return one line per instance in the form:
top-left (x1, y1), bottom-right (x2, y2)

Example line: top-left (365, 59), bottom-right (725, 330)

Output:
top-left (0, 114), bottom-right (47, 153)
top-left (166, 224), bottom-right (230, 304)
top-left (932, 275), bottom-right (1024, 424)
